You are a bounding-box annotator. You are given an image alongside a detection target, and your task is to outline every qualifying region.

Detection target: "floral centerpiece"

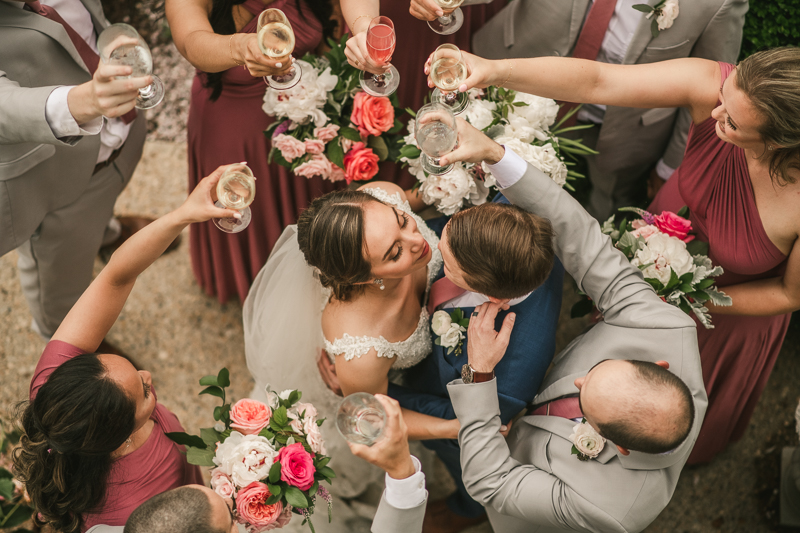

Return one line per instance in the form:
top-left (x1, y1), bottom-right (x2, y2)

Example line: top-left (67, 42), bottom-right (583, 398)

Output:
top-left (571, 207), bottom-right (732, 328)
top-left (0, 423), bottom-right (34, 532)
top-left (263, 37), bottom-right (405, 184)
top-left (398, 88), bottom-right (596, 215)
top-left (167, 369), bottom-right (335, 533)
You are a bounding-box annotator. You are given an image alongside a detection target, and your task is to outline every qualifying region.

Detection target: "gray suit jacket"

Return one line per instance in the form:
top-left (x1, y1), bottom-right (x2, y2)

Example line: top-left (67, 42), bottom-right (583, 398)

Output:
top-left (371, 493), bottom-right (426, 533)
top-left (446, 163), bottom-right (707, 532)
top-left (0, 0), bottom-right (145, 255)
top-left (472, 0), bottom-right (747, 176)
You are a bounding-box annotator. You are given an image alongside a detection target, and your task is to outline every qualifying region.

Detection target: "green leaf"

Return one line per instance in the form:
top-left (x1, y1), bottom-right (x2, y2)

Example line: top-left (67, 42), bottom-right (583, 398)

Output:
top-left (646, 278), bottom-right (665, 292)
top-left (368, 136), bottom-right (389, 161)
top-left (677, 205), bottom-right (690, 218)
top-left (216, 368), bottom-right (230, 388)
top-left (399, 144), bottom-right (422, 160)
top-left (288, 390), bottom-right (302, 406)
top-left (686, 239), bottom-right (709, 256)
top-left (213, 406), bottom-right (222, 421)
top-left (269, 461), bottom-right (282, 484)
top-left (199, 375), bottom-right (219, 387)
top-left (388, 118), bottom-right (404, 134)
top-left (318, 466), bottom-right (336, 479)
top-left (265, 494), bottom-right (281, 505)
top-left (309, 480), bottom-right (319, 497)
top-left (267, 483), bottom-right (282, 497)
top-left (0, 467), bottom-right (12, 480)
top-left (166, 432), bottom-right (207, 449)
top-left (570, 297), bottom-right (594, 319)
top-left (679, 272), bottom-right (694, 284)
top-left (200, 428), bottom-right (221, 448)
top-left (0, 478), bottom-right (14, 500)
top-left (632, 3), bottom-right (653, 12)
top-left (273, 406), bottom-right (289, 427)
top-left (650, 18), bottom-right (659, 38)
top-left (315, 456), bottom-right (331, 469)
top-left (679, 283), bottom-right (694, 293)
top-left (285, 486), bottom-right (310, 508)
top-left (688, 290), bottom-right (710, 302)
top-left (339, 126), bottom-right (362, 142)
top-left (186, 446), bottom-right (216, 466)
top-left (697, 278), bottom-right (716, 290)
top-left (200, 386), bottom-right (224, 399)
top-left (326, 139), bottom-right (345, 169)
top-left (259, 428), bottom-right (275, 440)
top-left (0, 504), bottom-right (33, 529)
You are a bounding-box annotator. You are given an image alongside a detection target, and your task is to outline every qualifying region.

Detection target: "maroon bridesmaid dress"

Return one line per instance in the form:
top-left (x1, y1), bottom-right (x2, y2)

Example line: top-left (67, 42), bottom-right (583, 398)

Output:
top-left (649, 63), bottom-right (790, 464)
top-left (187, 0), bottom-right (343, 304)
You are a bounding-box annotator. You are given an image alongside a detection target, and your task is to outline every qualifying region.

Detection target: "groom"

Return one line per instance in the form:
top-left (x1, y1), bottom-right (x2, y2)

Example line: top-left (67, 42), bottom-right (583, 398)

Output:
top-left (388, 198), bottom-right (565, 531)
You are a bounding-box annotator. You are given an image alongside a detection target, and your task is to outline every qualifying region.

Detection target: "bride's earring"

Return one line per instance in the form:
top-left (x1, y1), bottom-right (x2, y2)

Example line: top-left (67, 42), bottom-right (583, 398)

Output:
top-left (373, 278), bottom-right (385, 290)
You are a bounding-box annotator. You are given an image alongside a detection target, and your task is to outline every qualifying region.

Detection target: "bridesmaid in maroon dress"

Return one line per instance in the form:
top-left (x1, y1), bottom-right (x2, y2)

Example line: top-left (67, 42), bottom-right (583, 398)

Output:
top-left (452, 48), bottom-right (800, 464)
top-left (167, 0), bottom-right (342, 303)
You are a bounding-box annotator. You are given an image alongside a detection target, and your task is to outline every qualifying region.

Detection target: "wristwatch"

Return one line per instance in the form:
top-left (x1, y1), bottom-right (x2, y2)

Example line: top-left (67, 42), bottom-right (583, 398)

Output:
top-left (461, 364), bottom-right (495, 384)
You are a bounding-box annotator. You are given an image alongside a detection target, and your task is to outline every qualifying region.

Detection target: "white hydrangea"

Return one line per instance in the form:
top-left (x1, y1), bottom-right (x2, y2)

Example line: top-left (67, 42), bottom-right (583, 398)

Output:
top-left (262, 60), bottom-right (338, 128)
top-left (488, 137), bottom-right (568, 187)
top-left (631, 232), bottom-right (696, 286)
top-left (418, 163), bottom-right (476, 216)
top-left (213, 431), bottom-right (278, 487)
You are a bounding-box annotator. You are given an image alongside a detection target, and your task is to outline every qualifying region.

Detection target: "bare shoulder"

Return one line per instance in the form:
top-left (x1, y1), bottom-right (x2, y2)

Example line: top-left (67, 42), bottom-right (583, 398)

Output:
top-left (322, 298), bottom-right (384, 341)
top-left (357, 181), bottom-right (408, 202)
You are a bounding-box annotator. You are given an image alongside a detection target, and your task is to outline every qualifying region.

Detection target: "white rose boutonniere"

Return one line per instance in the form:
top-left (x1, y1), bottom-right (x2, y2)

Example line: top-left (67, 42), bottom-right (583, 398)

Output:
top-left (433, 308), bottom-right (470, 356)
top-left (633, 0), bottom-right (679, 37)
top-left (569, 419), bottom-right (606, 461)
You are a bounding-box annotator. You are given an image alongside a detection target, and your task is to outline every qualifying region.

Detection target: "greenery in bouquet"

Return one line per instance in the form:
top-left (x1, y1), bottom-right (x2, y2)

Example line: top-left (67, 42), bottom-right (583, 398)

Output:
top-left (263, 36), bottom-right (406, 184)
top-left (571, 207), bottom-right (732, 328)
top-left (167, 369), bottom-right (335, 533)
top-left (0, 423), bottom-right (34, 532)
top-left (397, 87), bottom-right (597, 215)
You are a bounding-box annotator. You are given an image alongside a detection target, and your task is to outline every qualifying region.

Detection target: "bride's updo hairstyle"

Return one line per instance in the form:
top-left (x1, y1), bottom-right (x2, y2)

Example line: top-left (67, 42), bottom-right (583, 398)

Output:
top-left (297, 189), bottom-right (386, 301)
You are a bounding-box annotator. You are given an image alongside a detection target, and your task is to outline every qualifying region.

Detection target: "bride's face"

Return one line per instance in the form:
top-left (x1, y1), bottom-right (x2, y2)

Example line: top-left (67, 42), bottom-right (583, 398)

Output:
top-left (361, 201), bottom-right (432, 280)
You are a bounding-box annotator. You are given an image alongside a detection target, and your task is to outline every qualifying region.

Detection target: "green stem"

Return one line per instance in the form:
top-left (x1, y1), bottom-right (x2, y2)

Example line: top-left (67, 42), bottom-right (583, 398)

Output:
top-left (0, 501), bottom-right (21, 528)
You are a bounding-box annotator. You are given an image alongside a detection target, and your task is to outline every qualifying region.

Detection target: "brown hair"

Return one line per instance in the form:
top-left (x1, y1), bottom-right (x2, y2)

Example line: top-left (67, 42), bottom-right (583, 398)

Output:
top-left (446, 203), bottom-right (555, 299)
top-left (736, 47), bottom-right (800, 185)
top-left (297, 189), bottom-right (385, 301)
top-left (124, 486), bottom-right (225, 533)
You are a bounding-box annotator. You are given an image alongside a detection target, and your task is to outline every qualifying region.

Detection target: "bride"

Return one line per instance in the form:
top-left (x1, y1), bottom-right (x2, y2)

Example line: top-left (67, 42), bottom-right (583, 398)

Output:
top-left (243, 181), bottom-right (456, 506)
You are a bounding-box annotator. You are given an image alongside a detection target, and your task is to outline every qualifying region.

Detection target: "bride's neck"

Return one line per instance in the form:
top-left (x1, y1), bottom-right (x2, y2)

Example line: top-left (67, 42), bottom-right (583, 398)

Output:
top-left (365, 277), bottom-right (405, 295)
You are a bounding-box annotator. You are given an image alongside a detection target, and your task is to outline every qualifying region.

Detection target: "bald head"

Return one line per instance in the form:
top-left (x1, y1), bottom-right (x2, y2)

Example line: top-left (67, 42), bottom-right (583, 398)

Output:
top-left (124, 485), bottom-right (234, 533)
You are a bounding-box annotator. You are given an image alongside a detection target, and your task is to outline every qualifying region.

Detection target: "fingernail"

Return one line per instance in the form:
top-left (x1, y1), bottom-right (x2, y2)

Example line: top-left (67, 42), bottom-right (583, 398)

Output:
top-left (436, 10), bottom-right (444, 15)
top-left (276, 62), bottom-right (282, 68)
top-left (233, 212), bottom-right (242, 220)
top-left (240, 161), bottom-right (247, 164)
top-left (510, 314), bottom-right (516, 321)
top-left (459, 84), bottom-right (468, 93)
top-left (501, 425), bottom-right (507, 431)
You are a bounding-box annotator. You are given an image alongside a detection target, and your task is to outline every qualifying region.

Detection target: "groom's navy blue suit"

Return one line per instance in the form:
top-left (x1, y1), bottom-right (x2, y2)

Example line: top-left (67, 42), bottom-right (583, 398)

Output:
top-left (388, 195), bottom-right (564, 518)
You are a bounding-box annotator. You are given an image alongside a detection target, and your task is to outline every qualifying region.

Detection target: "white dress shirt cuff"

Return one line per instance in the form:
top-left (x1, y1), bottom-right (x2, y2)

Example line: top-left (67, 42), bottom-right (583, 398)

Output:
top-left (384, 455), bottom-right (427, 509)
top-left (655, 158), bottom-right (676, 181)
top-left (486, 147), bottom-right (527, 189)
top-left (45, 86), bottom-right (103, 139)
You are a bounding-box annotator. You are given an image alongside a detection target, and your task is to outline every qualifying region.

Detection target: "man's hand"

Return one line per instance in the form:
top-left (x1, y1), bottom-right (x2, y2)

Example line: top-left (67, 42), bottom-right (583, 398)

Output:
top-left (317, 350), bottom-right (343, 396)
top-left (68, 63), bottom-right (150, 123)
top-left (409, 0), bottom-right (447, 21)
top-left (466, 300), bottom-right (515, 373)
top-left (438, 117), bottom-right (505, 167)
top-left (232, 33), bottom-right (294, 78)
top-left (348, 395), bottom-right (416, 480)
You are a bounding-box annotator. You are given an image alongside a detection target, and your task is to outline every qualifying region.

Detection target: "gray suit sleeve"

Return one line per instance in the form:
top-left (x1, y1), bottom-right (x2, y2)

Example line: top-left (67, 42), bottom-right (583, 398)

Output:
top-left (0, 70), bottom-right (77, 146)
top-left (85, 526), bottom-right (124, 533)
top-left (371, 493), bottom-right (426, 533)
top-left (448, 379), bottom-right (625, 532)
top-left (503, 164), bottom-right (693, 328)
top-left (660, 0), bottom-right (748, 169)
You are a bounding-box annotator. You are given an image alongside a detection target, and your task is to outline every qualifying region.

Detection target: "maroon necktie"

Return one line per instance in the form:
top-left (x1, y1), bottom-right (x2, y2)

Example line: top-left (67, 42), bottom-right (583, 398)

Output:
top-left (530, 396), bottom-right (583, 419)
top-left (427, 276), bottom-right (468, 315)
top-left (26, 0), bottom-right (137, 124)
top-left (556, 0), bottom-right (618, 127)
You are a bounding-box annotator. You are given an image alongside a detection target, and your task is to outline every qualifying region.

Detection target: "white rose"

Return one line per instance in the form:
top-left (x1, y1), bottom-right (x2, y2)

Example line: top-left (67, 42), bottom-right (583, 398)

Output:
top-left (440, 323), bottom-right (465, 348)
top-left (509, 92), bottom-right (559, 135)
top-left (213, 431), bottom-right (278, 487)
top-left (306, 424), bottom-right (327, 455)
top-left (403, 118), bottom-right (418, 148)
top-left (631, 232), bottom-right (696, 286)
top-left (569, 421), bottom-right (606, 459)
top-left (419, 164), bottom-right (476, 215)
top-left (656, 0), bottom-right (679, 31)
top-left (464, 99), bottom-right (496, 131)
top-left (494, 139), bottom-right (567, 187)
top-left (431, 310), bottom-right (453, 336)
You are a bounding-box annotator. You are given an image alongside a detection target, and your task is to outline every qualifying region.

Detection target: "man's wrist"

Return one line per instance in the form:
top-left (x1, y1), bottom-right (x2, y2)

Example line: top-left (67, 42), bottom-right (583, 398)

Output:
top-left (485, 143), bottom-right (505, 165)
top-left (386, 456), bottom-right (416, 480)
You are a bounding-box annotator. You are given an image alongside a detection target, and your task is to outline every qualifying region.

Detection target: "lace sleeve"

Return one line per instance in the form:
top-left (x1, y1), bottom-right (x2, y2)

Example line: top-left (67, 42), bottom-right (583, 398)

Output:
top-left (324, 334), bottom-right (404, 362)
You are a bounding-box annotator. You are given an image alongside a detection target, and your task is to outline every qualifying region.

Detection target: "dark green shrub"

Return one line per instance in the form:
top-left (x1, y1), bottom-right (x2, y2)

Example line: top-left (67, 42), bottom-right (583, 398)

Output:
top-left (740, 0), bottom-right (800, 59)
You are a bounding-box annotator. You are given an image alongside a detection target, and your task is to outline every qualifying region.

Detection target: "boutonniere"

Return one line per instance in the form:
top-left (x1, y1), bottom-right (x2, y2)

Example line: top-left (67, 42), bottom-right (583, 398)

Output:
top-left (431, 309), bottom-right (470, 356)
top-left (569, 418), bottom-right (606, 461)
top-left (633, 0), bottom-right (679, 38)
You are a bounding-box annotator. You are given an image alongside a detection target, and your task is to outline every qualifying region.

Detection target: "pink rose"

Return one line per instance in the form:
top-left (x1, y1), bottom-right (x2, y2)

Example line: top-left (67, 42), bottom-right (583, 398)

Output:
top-left (210, 469), bottom-right (236, 500)
top-left (273, 134), bottom-right (306, 162)
top-left (236, 482), bottom-right (284, 528)
top-left (343, 142), bottom-right (379, 184)
top-left (275, 442), bottom-right (316, 490)
top-left (630, 224), bottom-right (660, 241)
top-left (330, 164), bottom-right (346, 182)
top-left (304, 139), bottom-right (325, 155)
top-left (313, 124), bottom-right (340, 143)
top-left (294, 402), bottom-right (318, 420)
top-left (631, 219), bottom-right (648, 229)
top-left (350, 92), bottom-right (395, 137)
top-left (305, 424), bottom-right (326, 455)
top-left (245, 505), bottom-right (293, 532)
top-left (654, 211), bottom-right (694, 243)
top-left (340, 137), bottom-right (353, 153)
top-left (229, 399), bottom-right (272, 435)
top-left (294, 155), bottom-right (332, 180)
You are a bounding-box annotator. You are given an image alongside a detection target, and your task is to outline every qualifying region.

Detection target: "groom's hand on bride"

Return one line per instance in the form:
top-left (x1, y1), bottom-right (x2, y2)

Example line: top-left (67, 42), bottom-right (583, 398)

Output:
top-left (317, 350), bottom-right (343, 397)
top-left (467, 301), bottom-right (515, 373)
top-left (349, 395), bottom-right (416, 480)
top-left (438, 117), bottom-right (506, 168)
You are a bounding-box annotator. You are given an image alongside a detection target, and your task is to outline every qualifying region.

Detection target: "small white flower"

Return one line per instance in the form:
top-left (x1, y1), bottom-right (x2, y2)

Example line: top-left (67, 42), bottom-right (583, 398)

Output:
top-left (214, 421), bottom-right (226, 433)
top-left (440, 323), bottom-right (466, 348)
top-left (569, 420), bottom-right (606, 460)
top-left (656, 0), bottom-right (679, 31)
top-left (213, 431), bottom-right (278, 487)
top-left (431, 310), bottom-right (453, 336)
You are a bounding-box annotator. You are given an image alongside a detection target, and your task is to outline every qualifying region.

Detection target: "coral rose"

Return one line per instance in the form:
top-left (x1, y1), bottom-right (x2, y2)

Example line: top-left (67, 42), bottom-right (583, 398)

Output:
top-left (230, 399), bottom-right (272, 435)
top-left (654, 211), bottom-right (694, 243)
top-left (236, 482), bottom-right (283, 528)
top-left (275, 442), bottom-right (316, 491)
top-left (343, 142), bottom-right (379, 183)
top-left (273, 134), bottom-right (306, 162)
top-left (350, 92), bottom-right (395, 137)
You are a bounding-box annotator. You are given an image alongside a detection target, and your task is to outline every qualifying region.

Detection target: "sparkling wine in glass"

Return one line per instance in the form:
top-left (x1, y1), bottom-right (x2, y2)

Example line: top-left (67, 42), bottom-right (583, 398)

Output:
top-left (257, 9), bottom-right (301, 90)
top-left (214, 164), bottom-right (256, 233)
top-left (428, 0), bottom-right (465, 35)
top-left (415, 102), bottom-right (458, 176)
top-left (336, 393), bottom-right (387, 446)
top-left (97, 23), bottom-right (165, 110)
top-left (359, 16), bottom-right (400, 97)
top-left (430, 44), bottom-right (469, 115)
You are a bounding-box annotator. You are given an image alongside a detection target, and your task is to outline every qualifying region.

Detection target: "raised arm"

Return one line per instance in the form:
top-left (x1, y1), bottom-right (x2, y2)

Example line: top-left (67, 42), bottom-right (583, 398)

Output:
top-left (340, 0), bottom-right (386, 75)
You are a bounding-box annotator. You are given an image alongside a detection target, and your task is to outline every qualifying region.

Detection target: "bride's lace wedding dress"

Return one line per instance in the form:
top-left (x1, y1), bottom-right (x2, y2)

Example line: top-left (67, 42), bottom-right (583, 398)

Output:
top-left (243, 188), bottom-right (442, 532)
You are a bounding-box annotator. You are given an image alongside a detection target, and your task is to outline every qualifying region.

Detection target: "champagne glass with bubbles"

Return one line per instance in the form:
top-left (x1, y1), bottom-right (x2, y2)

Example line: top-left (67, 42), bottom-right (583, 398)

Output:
top-left (336, 393), bottom-right (386, 446)
top-left (415, 102), bottom-right (458, 176)
top-left (359, 16), bottom-right (400, 97)
top-left (429, 44), bottom-right (469, 115)
top-left (257, 9), bottom-right (301, 90)
top-left (214, 164), bottom-right (255, 233)
top-left (97, 23), bottom-right (164, 109)
top-left (428, 0), bottom-right (464, 35)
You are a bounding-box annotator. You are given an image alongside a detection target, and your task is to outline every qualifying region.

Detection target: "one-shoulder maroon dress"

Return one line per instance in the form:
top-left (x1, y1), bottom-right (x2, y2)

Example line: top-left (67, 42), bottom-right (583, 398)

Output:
top-left (649, 63), bottom-right (790, 464)
top-left (187, 0), bottom-right (343, 304)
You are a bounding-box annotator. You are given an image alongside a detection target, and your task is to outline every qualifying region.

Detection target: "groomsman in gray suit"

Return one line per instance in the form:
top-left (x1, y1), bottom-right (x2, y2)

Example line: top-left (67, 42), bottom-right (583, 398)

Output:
top-left (434, 119), bottom-right (707, 532)
top-left (411, 0), bottom-right (747, 219)
top-left (0, 0), bottom-right (169, 347)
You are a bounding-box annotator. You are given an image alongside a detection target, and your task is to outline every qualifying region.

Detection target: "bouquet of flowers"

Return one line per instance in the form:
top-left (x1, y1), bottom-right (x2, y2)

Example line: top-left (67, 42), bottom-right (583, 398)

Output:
top-left (263, 37), bottom-right (405, 184)
top-left (571, 207), bottom-right (732, 328)
top-left (398, 88), bottom-right (596, 215)
top-left (167, 369), bottom-right (335, 533)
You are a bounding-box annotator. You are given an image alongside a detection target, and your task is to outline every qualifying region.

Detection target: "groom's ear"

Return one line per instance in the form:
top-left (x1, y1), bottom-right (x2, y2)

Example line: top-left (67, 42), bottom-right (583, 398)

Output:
top-left (487, 296), bottom-right (510, 305)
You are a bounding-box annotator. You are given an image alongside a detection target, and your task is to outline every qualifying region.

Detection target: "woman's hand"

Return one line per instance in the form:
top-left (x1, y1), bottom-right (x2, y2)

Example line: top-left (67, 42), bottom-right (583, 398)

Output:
top-left (232, 33), bottom-right (294, 78)
top-left (424, 50), bottom-right (500, 93)
top-left (176, 164), bottom-right (243, 224)
top-left (409, 0), bottom-right (447, 21)
top-left (345, 31), bottom-right (389, 75)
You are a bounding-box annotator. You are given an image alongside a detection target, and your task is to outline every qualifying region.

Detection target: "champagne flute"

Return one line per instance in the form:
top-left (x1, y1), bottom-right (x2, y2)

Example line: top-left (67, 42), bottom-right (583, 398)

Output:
top-left (257, 9), bottom-right (301, 90)
top-left (336, 393), bottom-right (387, 446)
top-left (214, 164), bottom-right (256, 233)
top-left (358, 16), bottom-right (400, 97)
top-left (97, 23), bottom-right (165, 110)
top-left (429, 44), bottom-right (470, 115)
top-left (427, 0), bottom-right (465, 35)
top-left (415, 102), bottom-right (458, 176)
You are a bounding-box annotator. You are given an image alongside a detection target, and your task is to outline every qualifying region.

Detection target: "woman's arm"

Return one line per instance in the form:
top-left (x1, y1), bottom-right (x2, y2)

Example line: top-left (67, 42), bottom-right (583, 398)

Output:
top-left (340, 0), bottom-right (385, 74)
top-left (51, 167), bottom-right (239, 352)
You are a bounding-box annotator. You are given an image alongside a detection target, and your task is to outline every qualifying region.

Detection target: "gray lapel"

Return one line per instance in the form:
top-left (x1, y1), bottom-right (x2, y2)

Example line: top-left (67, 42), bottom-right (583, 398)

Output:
top-left (622, 0), bottom-right (659, 64)
top-left (532, 371), bottom-right (584, 405)
top-left (568, 0), bottom-right (592, 50)
top-left (524, 415), bottom-right (619, 464)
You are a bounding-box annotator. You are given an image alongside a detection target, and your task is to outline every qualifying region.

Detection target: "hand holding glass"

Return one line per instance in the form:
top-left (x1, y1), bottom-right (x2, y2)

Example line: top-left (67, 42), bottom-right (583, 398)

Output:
top-left (358, 16), bottom-right (400, 97)
top-left (336, 392), bottom-right (386, 446)
top-left (97, 23), bottom-right (164, 109)
top-left (257, 9), bottom-right (301, 89)
top-left (415, 102), bottom-right (458, 176)
top-left (428, 0), bottom-right (464, 35)
top-left (430, 44), bottom-right (469, 115)
top-left (214, 164), bottom-right (255, 233)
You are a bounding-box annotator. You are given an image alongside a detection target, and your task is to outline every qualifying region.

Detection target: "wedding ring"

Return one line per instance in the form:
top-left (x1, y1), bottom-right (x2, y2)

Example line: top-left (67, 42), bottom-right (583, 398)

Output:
top-left (472, 311), bottom-right (479, 317)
